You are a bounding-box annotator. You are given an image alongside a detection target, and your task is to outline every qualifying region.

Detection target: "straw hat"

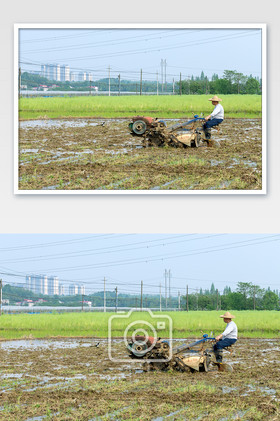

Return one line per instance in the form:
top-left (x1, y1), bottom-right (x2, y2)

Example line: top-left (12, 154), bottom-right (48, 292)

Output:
top-left (209, 95), bottom-right (222, 102)
top-left (220, 311), bottom-right (235, 319)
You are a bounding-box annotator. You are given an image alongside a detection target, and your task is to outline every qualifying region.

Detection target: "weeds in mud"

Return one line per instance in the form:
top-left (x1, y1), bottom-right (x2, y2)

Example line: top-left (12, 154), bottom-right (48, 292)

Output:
top-left (18, 118), bottom-right (263, 191)
top-left (0, 337), bottom-right (279, 420)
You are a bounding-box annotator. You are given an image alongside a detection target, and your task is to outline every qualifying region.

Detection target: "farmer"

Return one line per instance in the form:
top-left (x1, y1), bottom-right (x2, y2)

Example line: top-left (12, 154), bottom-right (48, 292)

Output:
top-left (202, 95), bottom-right (224, 141)
top-left (213, 311), bottom-right (237, 363)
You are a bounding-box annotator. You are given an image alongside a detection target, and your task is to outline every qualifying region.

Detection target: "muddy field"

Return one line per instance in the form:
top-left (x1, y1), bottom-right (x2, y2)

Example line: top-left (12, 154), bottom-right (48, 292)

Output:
top-left (0, 338), bottom-right (279, 420)
top-left (18, 118), bottom-right (262, 191)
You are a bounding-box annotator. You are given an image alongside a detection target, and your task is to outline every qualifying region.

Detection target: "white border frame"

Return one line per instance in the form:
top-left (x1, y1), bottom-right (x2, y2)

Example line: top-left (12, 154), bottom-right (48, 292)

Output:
top-left (14, 23), bottom-right (267, 195)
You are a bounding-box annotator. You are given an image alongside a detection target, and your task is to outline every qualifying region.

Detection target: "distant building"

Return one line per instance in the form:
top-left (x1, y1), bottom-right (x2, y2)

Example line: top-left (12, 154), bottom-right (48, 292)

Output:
top-left (26, 274), bottom-right (48, 295)
top-left (48, 276), bottom-right (59, 296)
top-left (61, 65), bottom-right (70, 81)
top-left (69, 284), bottom-right (79, 295)
top-left (78, 285), bottom-right (85, 295)
top-left (26, 275), bottom-right (37, 293)
top-left (40, 64), bottom-right (94, 83)
top-left (23, 299), bottom-right (34, 307)
top-left (59, 285), bottom-right (65, 295)
top-left (2, 299), bottom-right (9, 305)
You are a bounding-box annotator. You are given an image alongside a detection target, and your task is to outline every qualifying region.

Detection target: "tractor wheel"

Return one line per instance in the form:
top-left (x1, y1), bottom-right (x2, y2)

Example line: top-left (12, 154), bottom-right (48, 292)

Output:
top-left (132, 120), bottom-right (147, 135)
top-left (191, 133), bottom-right (201, 148)
top-left (131, 342), bottom-right (148, 357)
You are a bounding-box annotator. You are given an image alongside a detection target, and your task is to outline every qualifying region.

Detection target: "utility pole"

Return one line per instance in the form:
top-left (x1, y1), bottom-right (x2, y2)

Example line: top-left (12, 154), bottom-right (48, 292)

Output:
top-left (173, 78), bottom-right (175, 95)
top-left (0, 279), bottom-right (2, 316)
top-left (179, 73), bottom-right (182, 96)
top-left (18, 67), bottom-right (21, 100)
top-left (103, 277), bottom-right (106, 312)
top-left (140, 280), bottom-right (143, 311)
top-left (159, 283), bottom-right (162, 311)
top-left (108, 66), bottom-right (111, 97)
top-left (178, 291), bottom-right (181, 311)
top-left (168, 270), bottom-right (171, 299)
top-left (186, 285), bottom-right (189, 312)
top-left (253, 286), bottom-right (256, 310)
top-left (161, 59), bottom-right (163, 92)
top-left (140, 69), bottom-right (142, 96)
top-left (115, 287), bottom-right (118, 312)
top-left (82, 294), bottom-right (84, 312)
top-left (118, 74), bottom-right (121, 96)
top-left (89, 78), bottom-right (92, 96)
top-left (156, 72), bottom-right (159, 95)
top-left (164, 269), bottom-right (167, 309)
top-left (164, 59), bottom-right (167, 92)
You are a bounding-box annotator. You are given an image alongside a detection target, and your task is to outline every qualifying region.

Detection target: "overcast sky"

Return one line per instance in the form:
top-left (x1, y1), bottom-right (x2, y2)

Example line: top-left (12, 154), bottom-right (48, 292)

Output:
top-left (0, 234), bottom-right (279, 296)
top-left (18, 26), bottom-right (263, 82)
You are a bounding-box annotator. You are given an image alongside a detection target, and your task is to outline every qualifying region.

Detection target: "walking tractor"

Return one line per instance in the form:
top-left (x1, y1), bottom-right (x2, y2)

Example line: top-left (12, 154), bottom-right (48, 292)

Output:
top-left (128, 115), bottom-right (215, 148)
top-left (127, 333), bottom-right (233, 372)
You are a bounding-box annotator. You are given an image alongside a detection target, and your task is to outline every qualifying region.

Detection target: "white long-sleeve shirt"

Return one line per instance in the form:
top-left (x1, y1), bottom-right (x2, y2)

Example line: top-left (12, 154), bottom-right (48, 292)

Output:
top-left (222, 320), bottom-right (238, 339)
top-left (211, 103), bottom-right (224, 120)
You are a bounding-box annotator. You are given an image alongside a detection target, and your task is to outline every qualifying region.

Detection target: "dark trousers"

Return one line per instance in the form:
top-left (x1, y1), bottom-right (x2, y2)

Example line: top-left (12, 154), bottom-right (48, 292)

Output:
top-left (213, 338), bottom-right (237, 351)
top-left (203, 118), bottom-right (223, 129)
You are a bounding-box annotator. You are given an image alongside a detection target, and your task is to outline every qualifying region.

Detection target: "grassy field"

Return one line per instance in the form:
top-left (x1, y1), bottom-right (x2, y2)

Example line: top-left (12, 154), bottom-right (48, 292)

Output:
top-left (19, 94), bottom-right (262, 119)
top-left (0, 310), bottom-right (278, 340)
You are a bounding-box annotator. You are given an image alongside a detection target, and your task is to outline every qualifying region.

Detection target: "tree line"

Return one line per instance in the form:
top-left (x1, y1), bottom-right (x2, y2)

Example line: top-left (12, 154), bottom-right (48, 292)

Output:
top-left (20, 70), bottom-right (261, 95)
top-left (180, 70), bottom-right (261, 95)
top-left (2, 282), bottom-right (279, 311)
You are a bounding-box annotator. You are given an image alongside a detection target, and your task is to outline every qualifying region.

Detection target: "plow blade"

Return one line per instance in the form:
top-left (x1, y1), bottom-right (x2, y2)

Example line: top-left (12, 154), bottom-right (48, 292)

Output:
top-left (213, 362), bottom-right (233, 372)
top-left (175, 132), bottom-right (201, 147)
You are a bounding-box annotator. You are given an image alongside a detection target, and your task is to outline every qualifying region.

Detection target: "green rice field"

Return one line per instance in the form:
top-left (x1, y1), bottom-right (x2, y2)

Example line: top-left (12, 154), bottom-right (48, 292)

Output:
top-left (19, 94), bottom-right (262, 120)
top-left (0, 310), bottom-right (278, 340)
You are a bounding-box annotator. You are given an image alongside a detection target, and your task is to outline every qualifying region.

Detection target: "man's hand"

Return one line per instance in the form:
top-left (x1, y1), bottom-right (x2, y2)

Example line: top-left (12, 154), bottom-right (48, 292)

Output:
top-left (215, 334), bottom-right (223, 341)
top-left (205, 115), bottom-right (211, 121)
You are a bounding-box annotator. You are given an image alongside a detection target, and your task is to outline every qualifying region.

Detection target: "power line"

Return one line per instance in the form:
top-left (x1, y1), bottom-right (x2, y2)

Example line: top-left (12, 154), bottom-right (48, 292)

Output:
top-left (20, 29), bottom-right (114, 44)
top-left (0, 234), bottom-right (221, 264)
top-left (22, 29), bottom-right (186, 54)
top-left (32, 235), bottom-right (280, 273)
top-left (19, 30), bottom-right (260, 64)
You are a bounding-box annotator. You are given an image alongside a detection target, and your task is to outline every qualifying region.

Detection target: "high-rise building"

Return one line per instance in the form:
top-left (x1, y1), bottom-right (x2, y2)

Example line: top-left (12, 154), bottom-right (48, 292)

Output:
top-left (56, 64), bottom-right (60, 81)
top-left (78, 285), bottom-right (85, 295)
top-left (59, 285), bottom-right (65, 295)
top-left (26, 275), bottom-right (35, 293)
top-left (41, 65), bottom-right (46, 78)
top-left (69, 284), bottom-right (79, 295)
top-left (70, 72), bottom-right (76, 82)
top-left (61, 65), bottom-right (70, 81)
top-left (26, 274), bottom-right (48, 295)
top-left (48, 276), bottom-right (59, 295)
